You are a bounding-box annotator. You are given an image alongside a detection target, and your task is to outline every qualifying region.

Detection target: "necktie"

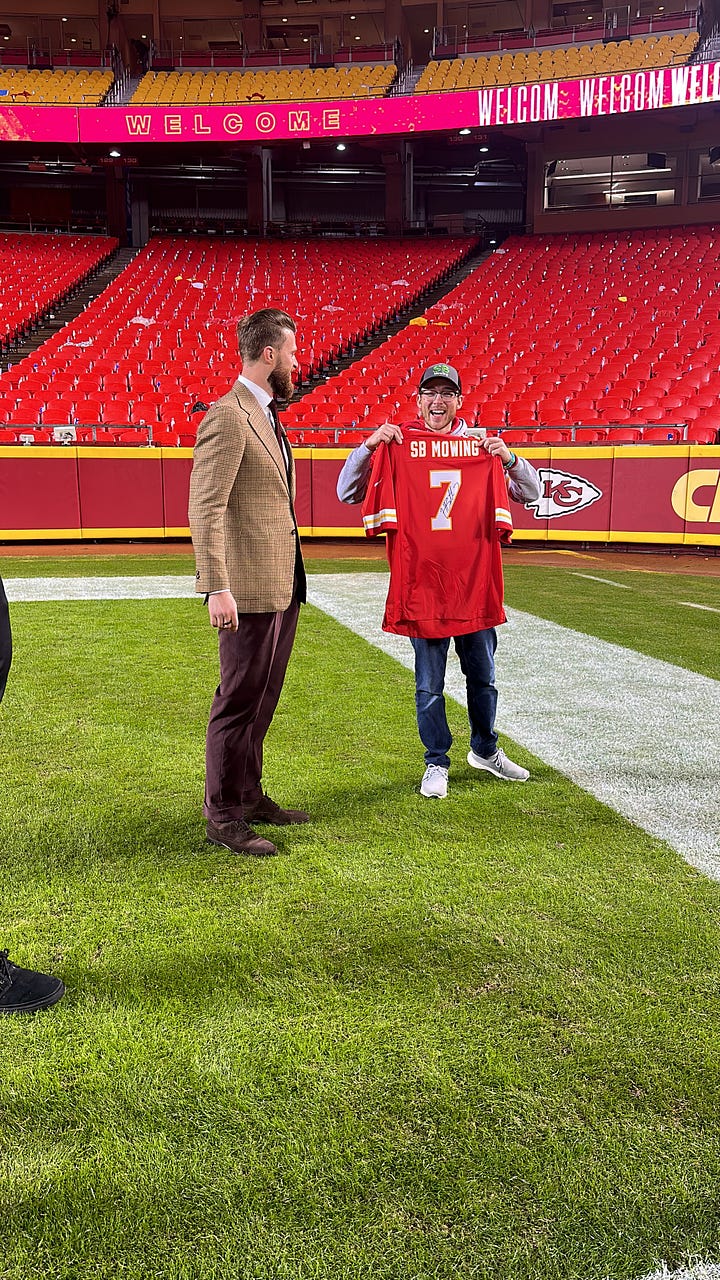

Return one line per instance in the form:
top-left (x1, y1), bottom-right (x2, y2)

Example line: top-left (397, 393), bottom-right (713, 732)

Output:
top-left (269, 399), bottom-right (290, 478)
top-left (269, 403), bottom-right (306, 604)
top-left (268, 399), bottom-right (283, 445)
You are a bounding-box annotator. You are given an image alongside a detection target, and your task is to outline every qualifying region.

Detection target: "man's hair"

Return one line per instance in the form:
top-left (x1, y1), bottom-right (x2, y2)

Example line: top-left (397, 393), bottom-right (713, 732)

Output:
top-left (237, 308), bottom-right (295, 363)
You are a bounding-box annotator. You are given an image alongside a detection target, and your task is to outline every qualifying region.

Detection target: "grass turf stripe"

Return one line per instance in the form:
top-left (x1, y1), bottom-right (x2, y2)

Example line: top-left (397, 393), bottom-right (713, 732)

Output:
top-left (7, 571), bottom-right (720, 879)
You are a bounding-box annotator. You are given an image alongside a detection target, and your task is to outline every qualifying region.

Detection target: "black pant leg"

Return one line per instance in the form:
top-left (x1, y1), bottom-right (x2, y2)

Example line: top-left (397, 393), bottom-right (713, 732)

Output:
top-left (0, 575), bottom-right (11, 705)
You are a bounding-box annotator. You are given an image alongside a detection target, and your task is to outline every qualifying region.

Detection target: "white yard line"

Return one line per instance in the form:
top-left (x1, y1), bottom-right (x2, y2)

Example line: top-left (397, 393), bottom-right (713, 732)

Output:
top-left (4, 576), bottom-right (194, 601)
top-left (572, 573), bottom-right (633, 589)
top-left (639, 1264), bottom-right (720, 1280)
top-left (679, 601), bottom-right (720, 613)
top-left (306, 573), bottom-right (720, 882)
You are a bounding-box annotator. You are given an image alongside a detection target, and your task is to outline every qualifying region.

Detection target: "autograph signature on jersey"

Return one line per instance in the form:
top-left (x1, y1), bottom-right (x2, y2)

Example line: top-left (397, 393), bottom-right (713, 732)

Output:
top-left (438, 480), bottom-right (460, 522)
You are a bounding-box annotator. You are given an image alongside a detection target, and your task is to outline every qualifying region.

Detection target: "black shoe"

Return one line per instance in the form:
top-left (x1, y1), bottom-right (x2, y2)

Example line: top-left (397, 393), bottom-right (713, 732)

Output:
top-left (0, 950), bottom-right (65, 1015)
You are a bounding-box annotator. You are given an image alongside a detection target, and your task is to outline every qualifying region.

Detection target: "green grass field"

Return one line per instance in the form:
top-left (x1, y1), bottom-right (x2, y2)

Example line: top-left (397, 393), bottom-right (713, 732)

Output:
top-left (1, 553), bottom-right (720, 1280)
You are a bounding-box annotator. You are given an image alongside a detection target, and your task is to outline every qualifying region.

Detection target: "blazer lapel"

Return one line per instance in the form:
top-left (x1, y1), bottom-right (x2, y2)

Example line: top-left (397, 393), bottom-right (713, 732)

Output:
top-left (232, 381), bottom-right (288, 488)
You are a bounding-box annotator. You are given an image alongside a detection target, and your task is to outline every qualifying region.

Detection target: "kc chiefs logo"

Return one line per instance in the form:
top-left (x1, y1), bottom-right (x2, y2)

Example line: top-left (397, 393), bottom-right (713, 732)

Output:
top-left (527, 468), bottom-right (603, 520)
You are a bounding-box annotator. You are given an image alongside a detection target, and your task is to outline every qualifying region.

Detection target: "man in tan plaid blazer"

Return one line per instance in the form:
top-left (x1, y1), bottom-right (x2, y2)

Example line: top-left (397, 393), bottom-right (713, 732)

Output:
top-left (189, 308), bottom-right (308, 857)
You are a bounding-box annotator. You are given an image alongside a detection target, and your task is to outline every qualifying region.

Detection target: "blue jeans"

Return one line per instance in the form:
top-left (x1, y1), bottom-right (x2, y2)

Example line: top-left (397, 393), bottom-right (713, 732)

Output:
top-left (410, 630), bottom-right (498, 769)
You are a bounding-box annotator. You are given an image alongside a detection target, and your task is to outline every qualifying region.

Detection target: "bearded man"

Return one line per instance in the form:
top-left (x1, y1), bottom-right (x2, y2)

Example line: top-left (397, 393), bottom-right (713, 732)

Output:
top-left (189, 308), bottom-right (309, 857)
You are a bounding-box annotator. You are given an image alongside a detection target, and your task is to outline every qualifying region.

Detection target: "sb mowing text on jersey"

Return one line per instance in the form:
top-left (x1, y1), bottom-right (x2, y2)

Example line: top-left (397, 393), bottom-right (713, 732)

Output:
top-left (409, 437), bottom-right (484, 459)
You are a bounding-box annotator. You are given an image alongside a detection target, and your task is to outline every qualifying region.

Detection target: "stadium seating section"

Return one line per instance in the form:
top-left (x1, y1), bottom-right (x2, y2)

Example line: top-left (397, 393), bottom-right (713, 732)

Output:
top-left (0, 68), bottom-right (113, 104)
top-left (2, 229), bottom-right (719, 448)
top-left (415, 33), bottom-right (698, 92)
top-left (281, 226), bottom-right (720, 442)
top-left (0, 236), bottom-right (473, 438)
top-left (130, 64), bottom-right (396, 106)
top-left (0, 233), bottom-right (118, 349)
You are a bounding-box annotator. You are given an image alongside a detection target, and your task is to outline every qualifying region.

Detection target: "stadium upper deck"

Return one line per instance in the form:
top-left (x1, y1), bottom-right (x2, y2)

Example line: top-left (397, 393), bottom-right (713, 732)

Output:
top-left (0, 16), bottom-right (703, 110)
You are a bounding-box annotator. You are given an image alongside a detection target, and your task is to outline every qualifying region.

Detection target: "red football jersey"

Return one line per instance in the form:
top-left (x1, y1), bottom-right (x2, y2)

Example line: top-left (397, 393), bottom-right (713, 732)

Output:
top-left (361, 432), bottom-right (513, 639)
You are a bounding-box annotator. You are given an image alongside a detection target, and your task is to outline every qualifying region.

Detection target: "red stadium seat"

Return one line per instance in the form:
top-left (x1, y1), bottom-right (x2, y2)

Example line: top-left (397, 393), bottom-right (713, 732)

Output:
top-left (72, 400), bottom-right (105, 425)
top-left (303, 430), bottom-right (335, 445)
top-left (115, 428), bottom-right (150, 445)
top-left (152, 429), bottom-right (181, 447)
top-left (572, 428), bottom-right (607, 444)
top-left (499, 430), bottom-right (532, 445)
top-left (16, 428), bottom-right (52, 444)
top-left (41, 401), bottom-right (75, 425)
top-left (340, 430), bottom-right (374, 446)
top-left (606, 428), bottom-right (642, 445)
top-left (131, 403), bottom-right (160, 424)
top-left (7, 401), bottom-right (45, 424)
top-left (103, 400), bottom-right (133, 425)
top-left (642, 427), bottom-right (683, 444)
top-left (685, 425), bottom-right (718, 444)
top-left (533, 429), bottom-right (572, 444)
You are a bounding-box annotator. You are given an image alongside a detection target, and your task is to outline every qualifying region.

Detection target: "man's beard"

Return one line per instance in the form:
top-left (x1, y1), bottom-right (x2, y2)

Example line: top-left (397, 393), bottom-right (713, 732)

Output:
top-left (268, 366), bottom-right (294, 404)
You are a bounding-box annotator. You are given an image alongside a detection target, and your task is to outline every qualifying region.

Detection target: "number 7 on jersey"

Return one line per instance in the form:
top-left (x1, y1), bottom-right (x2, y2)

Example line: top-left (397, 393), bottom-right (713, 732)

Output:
top-left (430, 469), bottom-right (462, 530)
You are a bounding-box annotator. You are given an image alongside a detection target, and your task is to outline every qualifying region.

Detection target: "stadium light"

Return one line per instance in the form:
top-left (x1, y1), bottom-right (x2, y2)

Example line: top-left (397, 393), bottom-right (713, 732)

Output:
top-left (337, 143), bottom-right (346, 151)
top-left (459, 128), bottom-right (471, 135)
top-left (109, 148), bottom-right (121, 158)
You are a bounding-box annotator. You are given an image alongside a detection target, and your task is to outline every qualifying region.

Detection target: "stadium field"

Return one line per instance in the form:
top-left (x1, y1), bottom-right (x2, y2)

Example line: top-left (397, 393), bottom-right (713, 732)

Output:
top-left (1, 550), bottom-right (720, 1280)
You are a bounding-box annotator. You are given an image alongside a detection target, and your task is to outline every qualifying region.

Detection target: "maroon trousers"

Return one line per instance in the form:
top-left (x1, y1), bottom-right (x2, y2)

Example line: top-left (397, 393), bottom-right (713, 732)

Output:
top-left (204, 599), bottom-right (300, 823)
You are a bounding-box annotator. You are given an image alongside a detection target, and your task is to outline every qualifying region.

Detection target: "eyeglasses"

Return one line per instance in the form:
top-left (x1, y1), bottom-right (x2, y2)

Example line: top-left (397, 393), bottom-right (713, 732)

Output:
top-left (419, 388), bottom-right (458, 400)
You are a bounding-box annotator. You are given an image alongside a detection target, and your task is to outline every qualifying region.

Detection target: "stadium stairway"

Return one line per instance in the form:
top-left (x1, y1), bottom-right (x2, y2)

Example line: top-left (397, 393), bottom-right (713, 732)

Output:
top-left (6, 247), bottom-right (141, 368)
top-left (389, 64), bottom-right (425, 95)
top-left (104, 75), bottom-right (143, 106)
top-left (303, 241), bottom-right (490, 396)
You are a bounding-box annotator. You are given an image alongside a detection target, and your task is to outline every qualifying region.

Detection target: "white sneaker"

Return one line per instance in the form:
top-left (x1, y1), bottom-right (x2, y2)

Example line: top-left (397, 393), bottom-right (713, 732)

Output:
top-left (467, 747), bottom-right (529, 782)
top-left (420, 764), bottom-right (449, 798)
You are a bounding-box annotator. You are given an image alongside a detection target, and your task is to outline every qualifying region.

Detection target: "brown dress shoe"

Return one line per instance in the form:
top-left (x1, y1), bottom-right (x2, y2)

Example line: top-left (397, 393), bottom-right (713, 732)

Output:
top-left (244, 794), bottom-right (310, 826)
top-left (206, 818), bottom-right (277, 857)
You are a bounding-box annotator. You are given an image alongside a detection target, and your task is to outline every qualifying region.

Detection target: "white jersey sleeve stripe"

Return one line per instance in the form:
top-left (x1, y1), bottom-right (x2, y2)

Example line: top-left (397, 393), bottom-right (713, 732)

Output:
top-left (363, 508), bottom-right (398, 532)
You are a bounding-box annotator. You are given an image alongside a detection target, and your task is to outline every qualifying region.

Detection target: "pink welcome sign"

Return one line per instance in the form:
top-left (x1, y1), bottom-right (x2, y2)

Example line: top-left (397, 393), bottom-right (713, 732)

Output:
top-left (78, 62), bottom-right (720, 141)
top-left (2, 62), bottom-right (719, 146)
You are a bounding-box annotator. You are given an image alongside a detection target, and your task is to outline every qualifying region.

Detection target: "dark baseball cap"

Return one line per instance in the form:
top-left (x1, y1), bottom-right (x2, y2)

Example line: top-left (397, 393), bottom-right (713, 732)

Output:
top-left (418, 363), bottom-right (462, 393)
